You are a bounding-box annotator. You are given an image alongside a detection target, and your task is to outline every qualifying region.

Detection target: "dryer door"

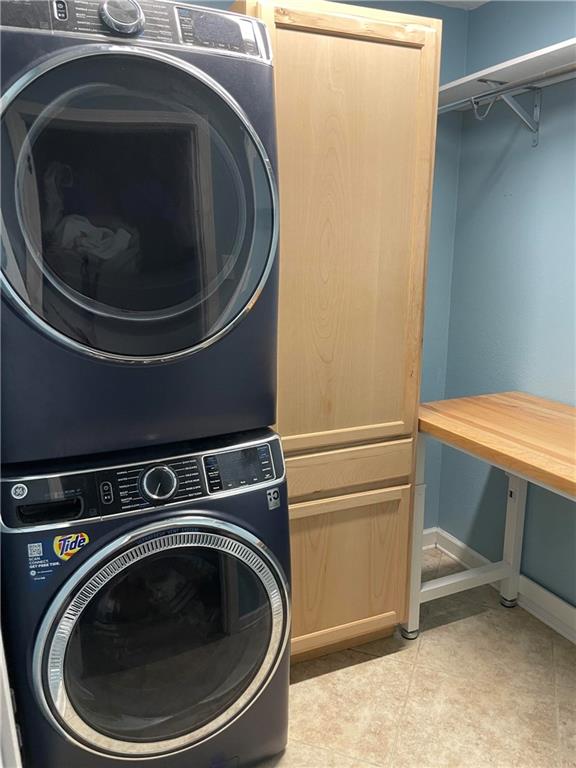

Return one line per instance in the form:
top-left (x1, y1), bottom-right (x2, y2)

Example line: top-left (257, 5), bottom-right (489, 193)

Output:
top-left (1, 47), bottom-right (276, 361)
top-left (34, 517), bottom-right (289, 757)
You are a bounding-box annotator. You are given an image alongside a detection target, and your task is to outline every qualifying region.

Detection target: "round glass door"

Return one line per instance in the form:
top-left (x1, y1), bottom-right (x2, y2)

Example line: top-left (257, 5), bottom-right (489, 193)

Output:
top-left (1, 48), bottom-right (276, 360)
top-left (36, 520), bottom-right (289, 757)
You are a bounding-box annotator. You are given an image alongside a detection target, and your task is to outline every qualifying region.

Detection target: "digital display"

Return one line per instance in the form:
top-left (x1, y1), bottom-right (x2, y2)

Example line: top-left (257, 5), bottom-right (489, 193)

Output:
top-left (176, 7), bottom-right (257, 55)
top-left (204, 445), bottom-right (275, 493)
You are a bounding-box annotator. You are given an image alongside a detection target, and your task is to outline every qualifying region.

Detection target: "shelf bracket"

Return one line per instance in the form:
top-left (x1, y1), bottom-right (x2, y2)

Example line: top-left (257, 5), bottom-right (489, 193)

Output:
top-left (471, 79), bottom-right (542, 146)
top-left (500, 89), bottom-right (541, 146)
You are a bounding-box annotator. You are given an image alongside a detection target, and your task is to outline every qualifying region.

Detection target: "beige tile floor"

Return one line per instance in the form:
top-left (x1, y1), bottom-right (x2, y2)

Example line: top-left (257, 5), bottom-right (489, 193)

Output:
top-left (263, 548), bottom-right (576, 768)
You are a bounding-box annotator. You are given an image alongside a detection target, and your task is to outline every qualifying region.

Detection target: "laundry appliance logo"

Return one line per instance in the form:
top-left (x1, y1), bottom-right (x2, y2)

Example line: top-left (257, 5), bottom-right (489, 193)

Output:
top-left (53, 532), bottom-right (90, 561)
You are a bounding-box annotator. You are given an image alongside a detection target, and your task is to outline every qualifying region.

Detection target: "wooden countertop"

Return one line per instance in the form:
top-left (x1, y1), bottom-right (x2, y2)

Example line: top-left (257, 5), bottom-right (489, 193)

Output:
top-left (419, 392), bottom-right (576, 498)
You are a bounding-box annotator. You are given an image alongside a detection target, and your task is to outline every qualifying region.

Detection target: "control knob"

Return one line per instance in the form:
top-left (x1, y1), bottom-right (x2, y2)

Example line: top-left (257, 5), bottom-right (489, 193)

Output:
top-left (99, 0), bottom-right (145, 35)
top-left (140, 465), bottom-right (178, 503)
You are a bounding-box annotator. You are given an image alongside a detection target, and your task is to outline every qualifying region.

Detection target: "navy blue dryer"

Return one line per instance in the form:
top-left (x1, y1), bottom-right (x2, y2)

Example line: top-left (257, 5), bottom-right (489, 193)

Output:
top-left (1, 430), bottom-right (290, 768)
top-left (0, 0), bottom-right (279, 464)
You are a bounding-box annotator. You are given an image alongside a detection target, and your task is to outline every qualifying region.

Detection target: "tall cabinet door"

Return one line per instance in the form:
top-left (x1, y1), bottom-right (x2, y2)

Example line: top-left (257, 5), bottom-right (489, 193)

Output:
top-left (237, 1), bottom-right (440, 455)
top-left (233, 0), bottom-right (441, 655)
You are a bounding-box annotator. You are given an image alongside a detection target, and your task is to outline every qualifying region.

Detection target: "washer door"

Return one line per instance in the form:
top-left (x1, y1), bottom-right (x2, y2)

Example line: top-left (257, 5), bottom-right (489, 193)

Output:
top-left (34, 518), bottom-right (289, 757)
top-left (1, 47), bottom-right (276, 361)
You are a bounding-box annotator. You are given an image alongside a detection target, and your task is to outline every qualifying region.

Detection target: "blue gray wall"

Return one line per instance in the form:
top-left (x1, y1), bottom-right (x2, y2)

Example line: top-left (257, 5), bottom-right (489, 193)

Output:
top-left (466, 1), bottom-right (576, 72)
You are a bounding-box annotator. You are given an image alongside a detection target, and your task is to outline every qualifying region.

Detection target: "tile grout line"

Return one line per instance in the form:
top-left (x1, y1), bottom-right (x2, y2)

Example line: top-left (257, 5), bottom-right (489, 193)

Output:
top-left (552, 639), bottom-right (564, 768)
top-left (285, 737), bottom-right (386, 768)
top-left (432, 543), bottom-right (441, 580)
top-left (306, 739), bottom-right (386, 768)
top-left (383, 637), bottom-right (424, 767)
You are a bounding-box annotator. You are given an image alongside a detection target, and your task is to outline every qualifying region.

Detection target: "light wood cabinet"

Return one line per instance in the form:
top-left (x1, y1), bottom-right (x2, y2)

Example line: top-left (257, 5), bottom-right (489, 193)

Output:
top-left (290, 485), bottom-right (411, 655)
top-left (233, 0), bottom-right (441, 655)
top-left (285, 438), bottom-right (413, 502)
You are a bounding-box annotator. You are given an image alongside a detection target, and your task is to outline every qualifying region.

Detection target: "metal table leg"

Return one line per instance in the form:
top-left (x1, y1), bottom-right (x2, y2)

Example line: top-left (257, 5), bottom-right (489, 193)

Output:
top-left (401, 434), bottom-right (426, 640)
top-left (500, 474), bottom-right (528, 607)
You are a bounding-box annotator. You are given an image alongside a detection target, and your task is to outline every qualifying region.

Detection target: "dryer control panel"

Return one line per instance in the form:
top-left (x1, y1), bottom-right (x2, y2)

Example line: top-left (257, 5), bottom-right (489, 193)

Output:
top-left (1, 435), bottom-right (284, 529)
top-left (0, 0), bottom-right (270, 59)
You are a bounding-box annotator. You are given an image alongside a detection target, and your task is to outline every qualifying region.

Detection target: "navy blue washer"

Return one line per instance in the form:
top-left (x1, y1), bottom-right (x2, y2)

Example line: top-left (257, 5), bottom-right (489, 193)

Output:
top-left (1, 430), bottom-right (291, 768)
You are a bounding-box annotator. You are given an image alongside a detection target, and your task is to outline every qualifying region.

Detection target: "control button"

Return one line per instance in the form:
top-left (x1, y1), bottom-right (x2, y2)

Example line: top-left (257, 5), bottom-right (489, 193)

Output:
top-left (99, 0), bottom-right (145, 35)
top-left (140, 465), bottom-right (178, 503)
top-left (204, 455), bottom-right (223, 494)
top-left (54, 0), bottom-right (68, 20)
top-left (257, 445), bottom-right (275, 480)
top-left (99, 481), bottom-right (114, 505)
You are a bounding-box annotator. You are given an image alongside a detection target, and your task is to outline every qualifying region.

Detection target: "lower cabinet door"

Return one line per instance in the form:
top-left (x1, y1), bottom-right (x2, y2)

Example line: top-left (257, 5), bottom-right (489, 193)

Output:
top-left (289, 485), bottom-right (411, 656)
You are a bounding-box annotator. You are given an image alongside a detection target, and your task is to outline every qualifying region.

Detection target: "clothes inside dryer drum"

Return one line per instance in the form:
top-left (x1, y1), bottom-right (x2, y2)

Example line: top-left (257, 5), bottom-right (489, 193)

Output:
top-left (1, 52), bottom-right (276, 358)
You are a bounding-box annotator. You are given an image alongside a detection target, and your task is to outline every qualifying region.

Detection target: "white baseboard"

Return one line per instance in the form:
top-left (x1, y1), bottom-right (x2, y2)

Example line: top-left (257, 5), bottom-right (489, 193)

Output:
top-left (435, 527), bottom-right (492, 570)
top-left (517, 576), bottom-right (576, 644)
top-left (422, 526), bottom-right (439, 549)
top-left (422, 527), bottom-right (576, 645)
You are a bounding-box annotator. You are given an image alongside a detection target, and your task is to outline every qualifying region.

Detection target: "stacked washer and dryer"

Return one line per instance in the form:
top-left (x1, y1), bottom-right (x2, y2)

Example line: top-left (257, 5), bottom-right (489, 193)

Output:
top-left (0, 2), bottom-right (290, 767)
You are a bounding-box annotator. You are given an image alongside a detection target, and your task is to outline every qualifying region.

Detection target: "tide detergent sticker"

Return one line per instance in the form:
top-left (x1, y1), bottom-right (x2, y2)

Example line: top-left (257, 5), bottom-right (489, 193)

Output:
top-left (53, 532), bottom-right (90, 561)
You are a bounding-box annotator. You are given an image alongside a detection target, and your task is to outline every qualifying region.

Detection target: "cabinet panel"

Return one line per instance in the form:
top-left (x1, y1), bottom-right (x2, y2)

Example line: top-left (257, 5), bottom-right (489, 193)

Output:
top-left (285, 439), bottom-right (412, 502)
top-left (290, 486), bottom-right (411, 654)
top-left (263, 2), bottom-right (439, 452)
top-left (232, 0), bottom-right (440, 655)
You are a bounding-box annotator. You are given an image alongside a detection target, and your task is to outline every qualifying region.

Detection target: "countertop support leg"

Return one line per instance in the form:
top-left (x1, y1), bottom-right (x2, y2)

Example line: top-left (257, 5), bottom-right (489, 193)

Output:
top-left (401, 434), bottom-right (426, 640)
top-left (500, 474), bottom-right (528, 608)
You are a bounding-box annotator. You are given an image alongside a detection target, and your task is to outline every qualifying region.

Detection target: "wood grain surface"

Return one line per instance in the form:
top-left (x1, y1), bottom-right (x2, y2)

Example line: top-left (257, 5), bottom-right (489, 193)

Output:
top-left (244, 0), bottom-right (441, 452)
top-left (419, 392), bottom-right (576, 497)
top-left (285, 439), bottom-right (413, 501)
top-left (290, 485), bottom-right (410, 649)
top-left (273, 5), bottom-right (426, 47)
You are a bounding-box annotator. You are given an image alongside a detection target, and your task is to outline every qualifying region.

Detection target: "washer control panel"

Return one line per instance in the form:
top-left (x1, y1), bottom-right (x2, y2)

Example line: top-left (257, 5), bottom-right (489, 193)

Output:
top-left (1, 435), bottom-right (283, 529)
top-left (115, 456), bottom-right (202, 512)
top-left (0, 0), bottom-right (269, 58)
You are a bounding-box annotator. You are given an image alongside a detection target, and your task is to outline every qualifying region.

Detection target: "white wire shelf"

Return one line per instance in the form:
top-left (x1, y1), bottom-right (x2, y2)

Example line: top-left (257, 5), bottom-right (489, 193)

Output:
top-left (438, 38), bottom-right (576, 146)
top-left (439, 37), bottom-right (576, 112)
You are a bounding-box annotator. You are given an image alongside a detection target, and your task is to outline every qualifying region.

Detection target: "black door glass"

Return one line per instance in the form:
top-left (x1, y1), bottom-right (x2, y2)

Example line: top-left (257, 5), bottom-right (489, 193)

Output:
top-left (63, 548), bottom-right (272, 742)
top-left (1, 54), bottom-right (275, 357)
